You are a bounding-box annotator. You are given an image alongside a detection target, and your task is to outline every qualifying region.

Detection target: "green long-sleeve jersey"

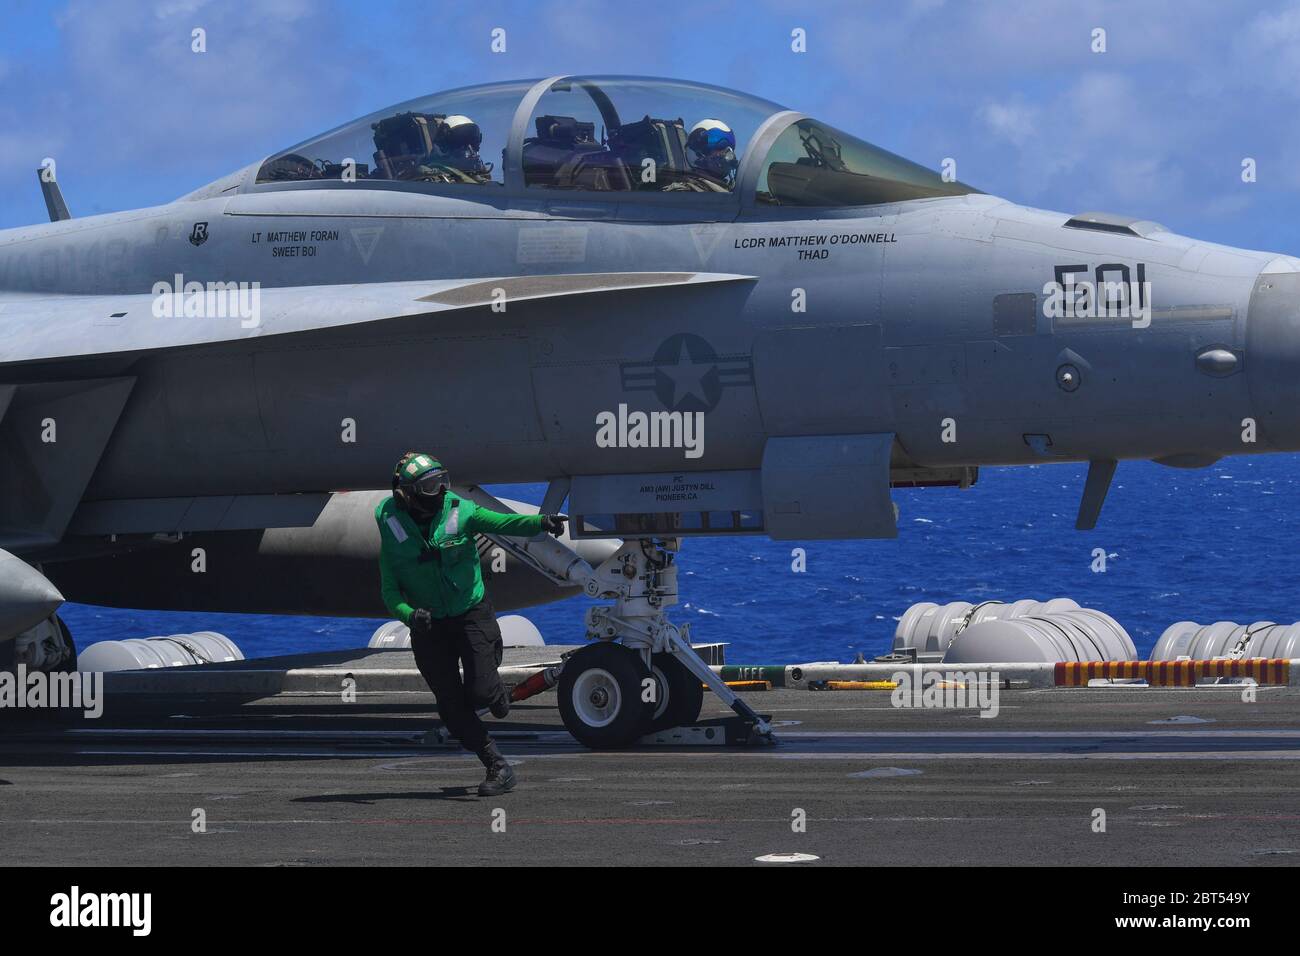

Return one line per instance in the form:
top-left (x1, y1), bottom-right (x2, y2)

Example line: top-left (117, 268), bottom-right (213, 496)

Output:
top-left (376, 491), bottom-right (546, 622)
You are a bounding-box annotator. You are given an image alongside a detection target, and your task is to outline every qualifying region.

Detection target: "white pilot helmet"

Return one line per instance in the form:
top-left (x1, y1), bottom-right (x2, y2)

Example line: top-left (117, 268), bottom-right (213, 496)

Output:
top-left (687, 118), bottom-right (736, 154)
top-left (437, 114), bottom-right (483, 151)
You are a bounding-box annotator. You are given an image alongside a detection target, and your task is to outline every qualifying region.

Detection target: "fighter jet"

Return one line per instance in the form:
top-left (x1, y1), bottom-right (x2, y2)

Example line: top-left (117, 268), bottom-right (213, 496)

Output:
top-left (2, 75), bottom-right (1295, 745)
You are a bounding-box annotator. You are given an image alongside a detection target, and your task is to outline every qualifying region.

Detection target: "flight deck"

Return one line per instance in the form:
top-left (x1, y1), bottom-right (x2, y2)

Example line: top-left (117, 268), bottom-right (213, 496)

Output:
top-left (3, 647), bottom-right (1298, 867)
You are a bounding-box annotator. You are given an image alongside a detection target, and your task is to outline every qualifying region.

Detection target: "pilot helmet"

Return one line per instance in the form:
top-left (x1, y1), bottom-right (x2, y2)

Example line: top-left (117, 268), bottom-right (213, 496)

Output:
top-left (437, 115), bottom-right (483, 152)
top-left (393, 453), bottom-right (451, 514)
top-left (432, 114), bottom-right (485, 172)
top-left (687, 119), bottom-right (738, 181)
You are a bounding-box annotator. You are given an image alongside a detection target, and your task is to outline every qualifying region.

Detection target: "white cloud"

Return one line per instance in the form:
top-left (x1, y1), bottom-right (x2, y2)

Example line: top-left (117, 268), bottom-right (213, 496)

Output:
top-left (1233, 6), bottom-right (1300, 95)
top-left (55, 0), bottom-right (335, 152)
top-left (978, 99), bottom-right (1040, 147)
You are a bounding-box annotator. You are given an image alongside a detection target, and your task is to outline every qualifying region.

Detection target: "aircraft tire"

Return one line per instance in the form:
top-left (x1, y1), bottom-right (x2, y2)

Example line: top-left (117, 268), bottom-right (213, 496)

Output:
top-left (557, 642), bottom-right (655, 749)
top-left (648, 653), bottom-right (705, 732)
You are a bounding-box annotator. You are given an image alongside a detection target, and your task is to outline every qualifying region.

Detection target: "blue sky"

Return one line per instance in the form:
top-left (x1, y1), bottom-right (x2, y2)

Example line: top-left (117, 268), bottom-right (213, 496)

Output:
top-left (2, 0), bottom-right (1298, 253)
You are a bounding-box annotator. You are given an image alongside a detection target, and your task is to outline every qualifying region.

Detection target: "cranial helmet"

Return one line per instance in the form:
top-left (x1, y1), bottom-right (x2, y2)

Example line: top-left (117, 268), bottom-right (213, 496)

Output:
top-left (392, 453), bottom-right (450, 513)
top-left (437, 115), bottom-right (483, 151)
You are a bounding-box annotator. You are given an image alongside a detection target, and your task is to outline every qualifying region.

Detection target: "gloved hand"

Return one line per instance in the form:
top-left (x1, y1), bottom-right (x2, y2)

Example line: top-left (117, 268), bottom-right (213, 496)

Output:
top-left (540, 514), bottom-right (568, 536)
top-left (408, 608), bottom-right (434, 635)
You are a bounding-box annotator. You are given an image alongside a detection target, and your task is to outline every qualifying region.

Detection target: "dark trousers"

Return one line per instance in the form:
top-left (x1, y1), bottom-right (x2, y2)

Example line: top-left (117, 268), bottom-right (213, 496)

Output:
top-left (410, 598), bottom-right (505, 756)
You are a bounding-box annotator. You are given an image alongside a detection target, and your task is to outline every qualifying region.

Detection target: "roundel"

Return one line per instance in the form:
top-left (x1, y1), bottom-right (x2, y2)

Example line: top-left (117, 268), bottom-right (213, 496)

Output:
top-left (651, 333), bottom-right (723, 413)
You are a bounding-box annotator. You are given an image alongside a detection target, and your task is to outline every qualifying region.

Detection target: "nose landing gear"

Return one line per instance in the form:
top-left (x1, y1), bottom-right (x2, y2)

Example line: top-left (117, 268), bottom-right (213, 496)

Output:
top-left (473, 502), bottom-right (775, 750)
top-left (555, 537), bottom-right (775, 749)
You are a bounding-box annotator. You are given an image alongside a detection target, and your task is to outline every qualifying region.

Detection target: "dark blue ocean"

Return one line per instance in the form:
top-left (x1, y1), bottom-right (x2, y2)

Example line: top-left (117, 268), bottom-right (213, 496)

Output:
top-left (57, 455), bottom-right (1300, 665)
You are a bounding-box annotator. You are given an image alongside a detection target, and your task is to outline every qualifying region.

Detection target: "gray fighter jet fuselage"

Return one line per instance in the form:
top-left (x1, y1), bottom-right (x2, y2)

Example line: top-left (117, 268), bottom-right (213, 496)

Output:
top-left (2, 75), bottom-right (1297, 634)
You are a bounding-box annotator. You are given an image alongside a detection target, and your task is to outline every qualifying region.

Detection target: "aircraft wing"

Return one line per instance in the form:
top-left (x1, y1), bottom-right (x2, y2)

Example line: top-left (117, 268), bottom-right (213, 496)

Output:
top-left (0, 271), bottom-right (754, 366)
top-left (0, 271), bottom-right (755, 555)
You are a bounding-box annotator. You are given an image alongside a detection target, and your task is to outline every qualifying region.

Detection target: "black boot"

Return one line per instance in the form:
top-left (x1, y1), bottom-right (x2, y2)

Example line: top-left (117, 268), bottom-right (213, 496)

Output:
top-left (489, 693), bottom-right (510, 719)
top-left (477, 740), bottom-right (516, 796)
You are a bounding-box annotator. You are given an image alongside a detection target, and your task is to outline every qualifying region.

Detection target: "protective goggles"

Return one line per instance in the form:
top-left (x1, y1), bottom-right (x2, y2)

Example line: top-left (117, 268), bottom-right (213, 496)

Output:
top-left (407, 468), bottom-right (450, 497)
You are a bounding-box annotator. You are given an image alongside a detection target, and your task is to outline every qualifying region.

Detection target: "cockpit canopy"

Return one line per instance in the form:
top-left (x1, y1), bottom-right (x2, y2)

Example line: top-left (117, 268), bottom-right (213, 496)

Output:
top-left (516, 77), bottom-right (779, 193)
top-left (756, 118), bottom-right (972, 206)
top-left (257, 79), bottom-right (533, 186)
top-left (255, 76), bottom-right (976, 207)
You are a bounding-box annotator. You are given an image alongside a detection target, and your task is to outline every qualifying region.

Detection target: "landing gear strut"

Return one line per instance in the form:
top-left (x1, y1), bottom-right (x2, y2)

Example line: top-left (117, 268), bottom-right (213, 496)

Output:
top-left (561, 538), bottom-right (775, 749)
top-left (472, 493), bottom-right (776, 750)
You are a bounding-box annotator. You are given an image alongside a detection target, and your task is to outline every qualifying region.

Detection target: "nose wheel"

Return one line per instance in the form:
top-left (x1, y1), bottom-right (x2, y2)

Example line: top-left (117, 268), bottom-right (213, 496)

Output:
top-left (557, 642), bottom-right (655, 749)
top-left (648, 652), bottom-right (705, 732)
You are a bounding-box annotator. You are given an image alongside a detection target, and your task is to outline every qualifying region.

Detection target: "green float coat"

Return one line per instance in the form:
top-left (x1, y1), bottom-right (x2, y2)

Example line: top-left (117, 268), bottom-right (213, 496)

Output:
top-left (376, 492), bottom-right (546, 622)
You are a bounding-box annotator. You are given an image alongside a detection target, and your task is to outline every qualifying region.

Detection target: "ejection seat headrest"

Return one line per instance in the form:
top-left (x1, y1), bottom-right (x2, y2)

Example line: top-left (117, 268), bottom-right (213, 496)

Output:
top-left (535, 115), bottom-right (593, 145)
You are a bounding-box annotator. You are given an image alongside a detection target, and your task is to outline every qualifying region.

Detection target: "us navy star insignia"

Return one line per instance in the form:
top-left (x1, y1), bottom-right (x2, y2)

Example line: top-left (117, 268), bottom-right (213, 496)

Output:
top-left (619, 332), bottom-right (754, 414)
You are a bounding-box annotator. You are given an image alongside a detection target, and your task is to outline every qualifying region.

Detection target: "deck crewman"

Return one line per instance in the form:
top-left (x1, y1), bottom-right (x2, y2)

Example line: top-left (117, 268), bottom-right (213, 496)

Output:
top-left (377, 453), bottom-right (567, 795)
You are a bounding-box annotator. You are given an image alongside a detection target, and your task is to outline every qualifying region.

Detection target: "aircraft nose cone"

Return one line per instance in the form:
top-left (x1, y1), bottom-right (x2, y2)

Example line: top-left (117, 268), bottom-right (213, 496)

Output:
top-left (0, 548), bottom-right (64, 642)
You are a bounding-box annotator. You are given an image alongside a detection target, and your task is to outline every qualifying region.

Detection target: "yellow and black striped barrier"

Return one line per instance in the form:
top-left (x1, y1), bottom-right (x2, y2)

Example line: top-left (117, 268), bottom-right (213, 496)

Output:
top-left (1054, 658), bottom-right (1290, 687)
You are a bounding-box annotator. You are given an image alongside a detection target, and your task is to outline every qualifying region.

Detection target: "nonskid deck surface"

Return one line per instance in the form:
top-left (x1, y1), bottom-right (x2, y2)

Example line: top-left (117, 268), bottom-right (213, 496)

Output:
top-left (2, 673), bottom-right (1299, 866)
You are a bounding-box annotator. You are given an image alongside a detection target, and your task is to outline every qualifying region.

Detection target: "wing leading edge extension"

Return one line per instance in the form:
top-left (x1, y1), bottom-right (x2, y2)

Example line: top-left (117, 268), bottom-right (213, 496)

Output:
top-left (0, 271), bottom-right (756, 367)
